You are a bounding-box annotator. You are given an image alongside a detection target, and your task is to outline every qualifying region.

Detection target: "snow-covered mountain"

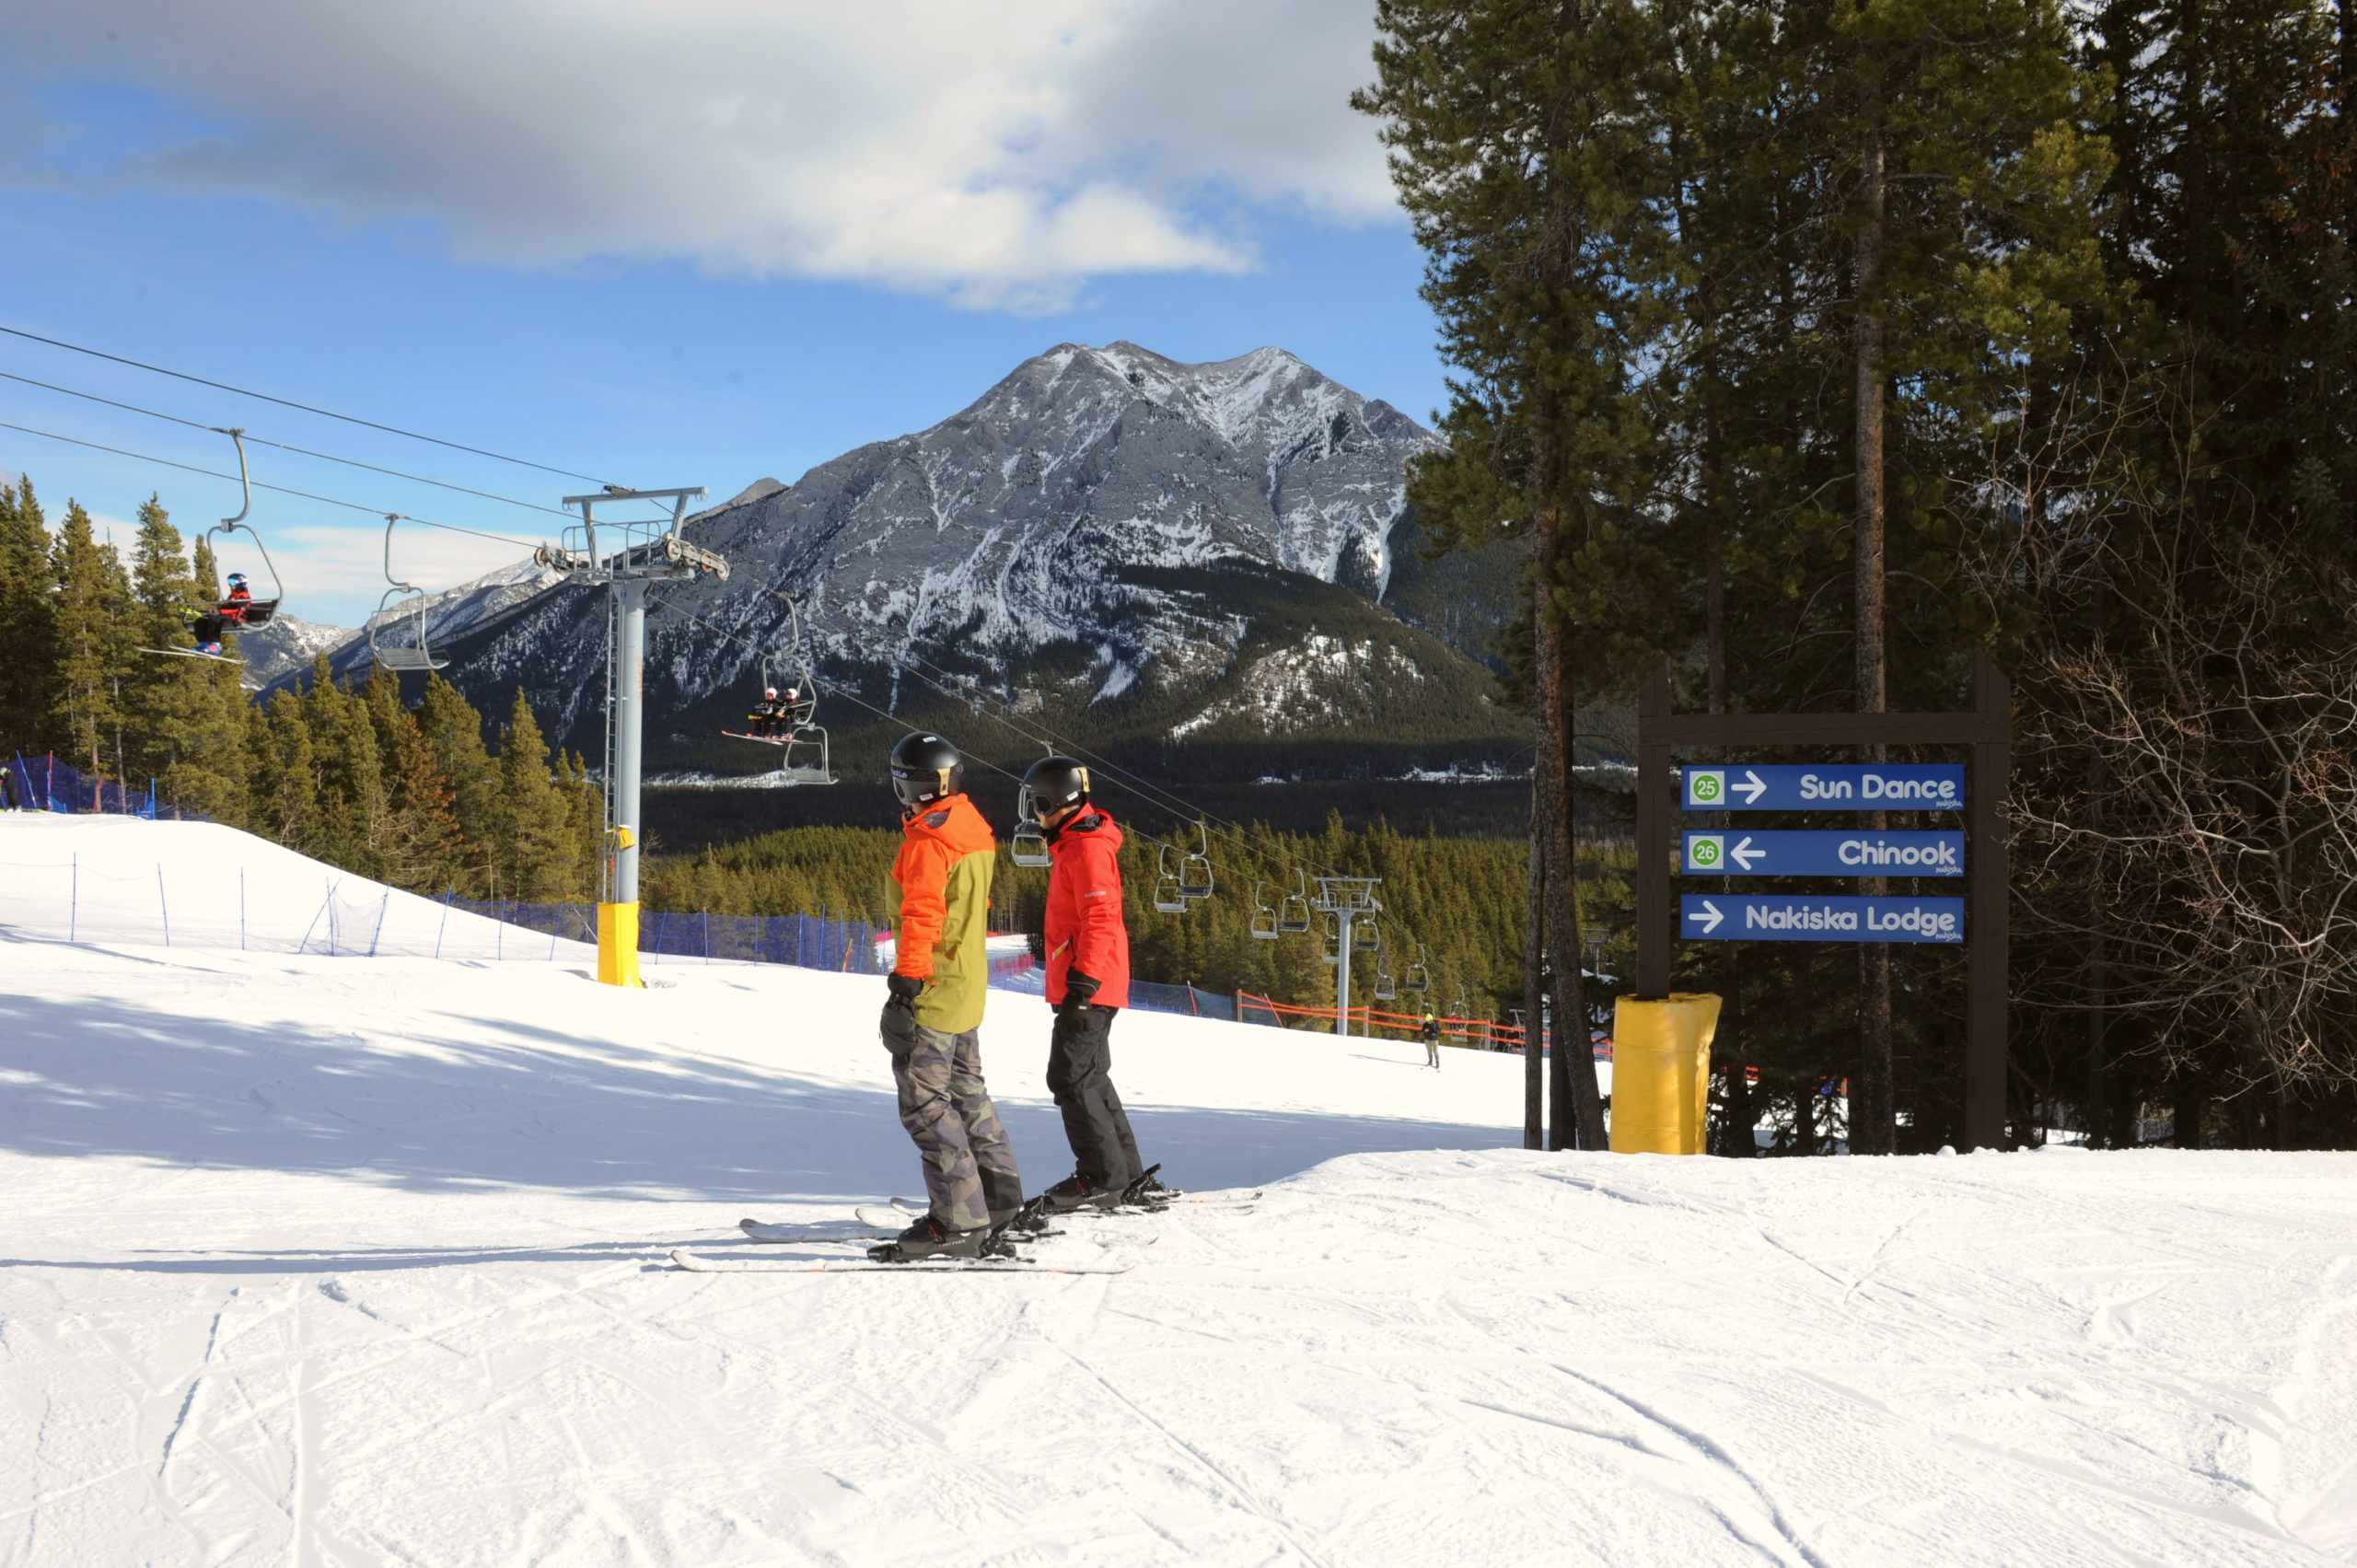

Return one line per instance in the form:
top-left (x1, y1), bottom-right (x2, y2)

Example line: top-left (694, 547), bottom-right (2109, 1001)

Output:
top-left (235, 612), bottom-right (358, 685)
top-left (400, 343), bottom-right (1524, 776)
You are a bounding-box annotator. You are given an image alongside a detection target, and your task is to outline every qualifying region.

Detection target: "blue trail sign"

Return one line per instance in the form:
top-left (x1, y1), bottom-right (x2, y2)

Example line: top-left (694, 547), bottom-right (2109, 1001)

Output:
top-left (1680, 894), bottom-right (1965, 944)
top-left (1682, 763), bottom-right (1966, 812)
top-left (1681, 829), bottom-right (1964, 877)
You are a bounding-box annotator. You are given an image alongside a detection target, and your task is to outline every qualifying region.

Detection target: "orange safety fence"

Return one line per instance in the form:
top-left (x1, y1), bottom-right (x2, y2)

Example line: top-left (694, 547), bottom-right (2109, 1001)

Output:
top-left (1234, 993), bottom-right (1617, 1057)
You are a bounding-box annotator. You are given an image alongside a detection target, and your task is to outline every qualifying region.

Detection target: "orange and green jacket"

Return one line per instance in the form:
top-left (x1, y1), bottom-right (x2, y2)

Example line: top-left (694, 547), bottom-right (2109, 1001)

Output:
top-left (887, 793), bottom-right (995, 1034)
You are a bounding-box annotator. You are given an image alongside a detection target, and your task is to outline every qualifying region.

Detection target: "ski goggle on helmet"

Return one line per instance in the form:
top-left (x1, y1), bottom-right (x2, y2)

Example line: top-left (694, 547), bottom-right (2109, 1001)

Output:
top-left (227, 574), bottom-right (248, 586)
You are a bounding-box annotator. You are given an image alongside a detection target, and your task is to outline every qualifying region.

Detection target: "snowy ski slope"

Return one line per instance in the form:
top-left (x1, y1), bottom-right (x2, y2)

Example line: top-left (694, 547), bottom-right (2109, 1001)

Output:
top-left (2, 814), bottom-right (2353, 1565)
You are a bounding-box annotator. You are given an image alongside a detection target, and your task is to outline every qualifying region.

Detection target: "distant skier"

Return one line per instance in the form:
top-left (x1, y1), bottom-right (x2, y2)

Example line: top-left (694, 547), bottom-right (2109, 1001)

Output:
top-left (1021, 755), bottom-right (1159, 1213)
top-left (1422, 1008), bottom-right (1442, 1070)
top-left (874, 731), bottom-right (1024, 1260)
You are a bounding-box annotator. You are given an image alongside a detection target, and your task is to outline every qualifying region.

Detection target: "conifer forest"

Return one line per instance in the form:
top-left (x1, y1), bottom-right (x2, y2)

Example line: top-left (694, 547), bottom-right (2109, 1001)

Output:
top-left (1354, 0), bottom-right (2357, 1150)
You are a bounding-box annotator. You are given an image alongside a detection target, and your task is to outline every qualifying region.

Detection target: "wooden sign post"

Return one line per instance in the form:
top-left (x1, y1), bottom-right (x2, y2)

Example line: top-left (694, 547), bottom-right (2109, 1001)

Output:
top-left (1634, 654), bottom-right (2012, 1151)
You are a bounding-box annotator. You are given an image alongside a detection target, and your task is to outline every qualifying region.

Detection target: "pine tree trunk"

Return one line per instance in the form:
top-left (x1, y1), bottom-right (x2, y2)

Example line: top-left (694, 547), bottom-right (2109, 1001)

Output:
top-left (1852, 87), bottom-right (1895, 1157)
top-left (1524, 761), bottom-right (1547, 1151)
top-left (1533, 511), bottom-right (1606, 1151)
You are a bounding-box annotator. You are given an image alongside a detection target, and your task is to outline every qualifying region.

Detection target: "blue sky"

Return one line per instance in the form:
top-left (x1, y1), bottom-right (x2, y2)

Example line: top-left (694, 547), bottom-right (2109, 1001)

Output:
top-left (1, 2), bottom-right (1447, 630)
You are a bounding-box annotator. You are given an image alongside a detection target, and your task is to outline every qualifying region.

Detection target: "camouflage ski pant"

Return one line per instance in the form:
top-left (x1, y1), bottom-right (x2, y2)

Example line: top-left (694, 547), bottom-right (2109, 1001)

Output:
top-left (893, 1024), bottom-right (1023, 1232)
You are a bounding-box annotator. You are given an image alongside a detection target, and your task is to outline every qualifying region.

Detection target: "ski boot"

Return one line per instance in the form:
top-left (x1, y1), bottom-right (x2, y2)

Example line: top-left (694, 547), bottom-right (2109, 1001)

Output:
top-left (868, 1213), bottom-right (994, 1262)
top-left (1035, 1170), bottom-right (1125, 1215)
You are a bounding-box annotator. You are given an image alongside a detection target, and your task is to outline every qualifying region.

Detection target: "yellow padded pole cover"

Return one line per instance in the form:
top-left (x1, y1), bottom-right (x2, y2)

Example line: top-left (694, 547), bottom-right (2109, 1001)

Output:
top-left (598, 901), bottom-right (643, 988)
top-left (1608, 993), bottom-right (1722, 1155)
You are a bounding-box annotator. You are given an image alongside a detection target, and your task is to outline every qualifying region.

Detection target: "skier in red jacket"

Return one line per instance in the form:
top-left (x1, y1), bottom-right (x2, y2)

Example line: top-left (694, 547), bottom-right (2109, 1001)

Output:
top-left (1020, 756), bottom-right (1161, 1212)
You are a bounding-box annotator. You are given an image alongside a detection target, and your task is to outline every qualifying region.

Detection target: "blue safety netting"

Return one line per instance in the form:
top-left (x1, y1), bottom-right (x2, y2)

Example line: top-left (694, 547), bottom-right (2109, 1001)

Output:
top-left (7, 751), bottom-right (209, 820)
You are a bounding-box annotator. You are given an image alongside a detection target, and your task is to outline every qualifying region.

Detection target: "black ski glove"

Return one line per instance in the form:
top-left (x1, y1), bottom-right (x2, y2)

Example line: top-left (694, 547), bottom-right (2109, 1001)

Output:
top-left (880, 970), bottom-right (923, 1055)
top-left (1060, 969), bottom-right (1100, 1015)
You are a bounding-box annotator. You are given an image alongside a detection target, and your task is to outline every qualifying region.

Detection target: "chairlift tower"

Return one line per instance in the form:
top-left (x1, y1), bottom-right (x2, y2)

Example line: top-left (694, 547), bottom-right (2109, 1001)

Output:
top-left (1311, 877), bottom-right (1381, 1038)
top-left (538, 486), bottom-right (726, 986)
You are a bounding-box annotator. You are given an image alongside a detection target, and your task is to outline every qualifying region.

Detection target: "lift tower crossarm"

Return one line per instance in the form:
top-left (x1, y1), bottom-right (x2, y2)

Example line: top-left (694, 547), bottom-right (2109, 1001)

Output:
top-left (543, 485), bottom-right (723, 987)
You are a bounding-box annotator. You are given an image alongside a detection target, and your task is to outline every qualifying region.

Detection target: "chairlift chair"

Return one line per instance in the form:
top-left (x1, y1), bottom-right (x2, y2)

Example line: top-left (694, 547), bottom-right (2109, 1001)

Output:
top-left (369, 515), bottom-right (449, 671)
top-left (722, 600), bottom-right (835, 785)
top-left (143, 428), bottom-right (284, 667)
top-left (1319, 912), bottom-right (1343, 966)
top-left (1010, 749), bottom-right (1051, 868)
top-left (1372, 943), bottom-right (1399, 1003)
top-left (1177, 821), bottom-right (1213, 900)
top-left (1447, 984), bottom-right (1471, 1041)
top-left (203, 429), bottom-right (284, 630)
top-left (1248, 881), bottom-right (1281, 940)
top-left (1352, 916), bottom-right (1380, 954)
top-left (1403, 943), bottom-right (1432, 993)
top-left (1153, 844), bottom-right (1187, 914)
top-left (1278, 871), bottom-right (1311, 934)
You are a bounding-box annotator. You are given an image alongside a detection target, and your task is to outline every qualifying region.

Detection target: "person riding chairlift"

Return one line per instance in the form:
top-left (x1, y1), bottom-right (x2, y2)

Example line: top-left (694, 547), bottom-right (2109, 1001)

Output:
top-left (749, 686), bottom-right (789, 738)
top-left (221, 574), bottom-right (254, 622)
top-left (747, 682), bottom-right (818, 738)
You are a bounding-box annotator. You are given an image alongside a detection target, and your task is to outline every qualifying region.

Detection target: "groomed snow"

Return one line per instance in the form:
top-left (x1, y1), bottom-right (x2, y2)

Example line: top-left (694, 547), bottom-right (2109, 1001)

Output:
top-left (3, 815), bottom-right (2353, 1565)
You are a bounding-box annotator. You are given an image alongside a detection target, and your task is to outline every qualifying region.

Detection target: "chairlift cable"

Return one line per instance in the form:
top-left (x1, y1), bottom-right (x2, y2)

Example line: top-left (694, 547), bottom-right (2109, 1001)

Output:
top-left (0, 370), bottom-right (577, 518)
top-left (0, 422), bottom-right (546, 550)
top-left (0, 323), bottom-right (621, 485)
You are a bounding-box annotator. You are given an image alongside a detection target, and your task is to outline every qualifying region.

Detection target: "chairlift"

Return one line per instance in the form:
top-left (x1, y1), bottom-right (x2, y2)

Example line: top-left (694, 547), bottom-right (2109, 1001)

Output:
top-left (368, 514), bottom-right (449, 671)
top-left (1319, 912), bottom-right (1343, 966)
top-left (143, 428), bottom-right (285, 668)
top-left (1177, 821), bottom-right (1213, 900)
top-left (1153, 844), bottom-right (1188, 914)
top-left (1352, 916), bottom-right (1380, 954)
top-left (1371, 942), bottom-right (1399, 1003)
top-left (720, 597), bottom-right (833, 784)
top-left (1278, 871), bottom-right (1311, 934)
top-left (1009, 746), bottom-right (1053, 868)
top-left (1403, 943), bottom-right (1432, 994)
top-left (1248, 881), bottom-right (1281, 941)
top-left (1448, 984), bottom-right (1471, 1041)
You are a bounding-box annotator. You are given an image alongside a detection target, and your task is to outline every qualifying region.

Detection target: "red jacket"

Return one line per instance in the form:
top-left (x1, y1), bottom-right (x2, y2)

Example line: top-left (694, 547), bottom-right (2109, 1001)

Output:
top-left (1044, 806), bottom-right (1130, 1008)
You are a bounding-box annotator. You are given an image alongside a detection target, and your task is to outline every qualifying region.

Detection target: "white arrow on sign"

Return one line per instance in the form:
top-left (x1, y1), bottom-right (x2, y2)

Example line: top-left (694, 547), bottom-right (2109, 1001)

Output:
top-left (1688, 899), bottom-right (1724, 934)
top-left (1729, 836), bottom-right (1762, 870)
top-left (1734, 769), bottom-right (1768, 805)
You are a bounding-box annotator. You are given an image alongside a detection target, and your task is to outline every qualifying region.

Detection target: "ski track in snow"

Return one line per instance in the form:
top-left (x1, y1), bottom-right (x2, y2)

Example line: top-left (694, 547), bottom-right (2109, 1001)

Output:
top-left (2, 817), bottom-right (2355, 1565)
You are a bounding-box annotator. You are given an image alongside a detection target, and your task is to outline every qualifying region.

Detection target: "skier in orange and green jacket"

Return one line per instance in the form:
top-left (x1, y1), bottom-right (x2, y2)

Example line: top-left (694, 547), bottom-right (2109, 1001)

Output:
top-left (871, 731), bottom-right (1024, 1261)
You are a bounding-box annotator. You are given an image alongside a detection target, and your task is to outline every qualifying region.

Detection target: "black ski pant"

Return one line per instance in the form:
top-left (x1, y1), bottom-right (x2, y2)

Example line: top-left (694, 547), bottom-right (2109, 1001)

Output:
top-left (1046, 1004), bottom-right (1142, 1188)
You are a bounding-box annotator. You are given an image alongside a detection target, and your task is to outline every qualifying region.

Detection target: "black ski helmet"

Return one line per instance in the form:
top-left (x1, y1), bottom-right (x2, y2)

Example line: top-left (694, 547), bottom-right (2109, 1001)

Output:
top-left (1019, 755), bottom-right (1091, 826)
top-left (889, 732), bottom-right (963, 809)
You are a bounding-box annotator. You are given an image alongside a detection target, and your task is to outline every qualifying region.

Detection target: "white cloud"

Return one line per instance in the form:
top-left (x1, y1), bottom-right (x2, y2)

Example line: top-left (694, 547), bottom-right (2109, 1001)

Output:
top-left (3, 0), bottom-right (1395, 308)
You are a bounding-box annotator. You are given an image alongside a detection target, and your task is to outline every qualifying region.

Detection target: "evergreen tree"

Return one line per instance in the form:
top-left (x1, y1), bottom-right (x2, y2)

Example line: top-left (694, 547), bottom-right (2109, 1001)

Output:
top-left (0, 475), bottom-right (56, 752)
top-left (493, 690), bottom-right (570, 902)
top-left (1355, 0), bottom-right (1671, 1148)
top-left (168, 535), bottom-right (254, 825)
top-left (363, 671), bottom-right (466, 893)
top-left (416, 672), bottom-right (497, 891)
top-left (255, 690), bottom-right (319, 852)
top-left (48, 501), bottom-right (136, 782)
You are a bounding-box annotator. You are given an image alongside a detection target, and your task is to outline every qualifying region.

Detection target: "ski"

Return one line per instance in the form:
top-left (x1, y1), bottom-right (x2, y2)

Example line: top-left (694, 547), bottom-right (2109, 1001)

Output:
top-left (139, 646), bottom-right (243, 665)
top-left (738, 1217), bottom-right (886, 1245)
top-left (671, 1249), bottom-right (1129, 1276)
